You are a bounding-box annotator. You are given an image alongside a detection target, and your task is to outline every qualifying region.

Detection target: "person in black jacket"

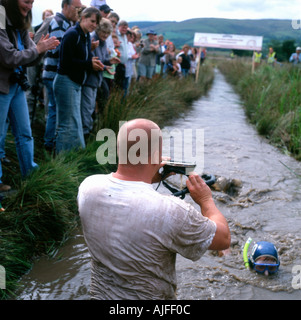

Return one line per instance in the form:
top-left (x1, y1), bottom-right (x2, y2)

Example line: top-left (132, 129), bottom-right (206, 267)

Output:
top-left (53, 6), bottom-right (102, 154)
top-left (179, 44), bottom-right (191, 78)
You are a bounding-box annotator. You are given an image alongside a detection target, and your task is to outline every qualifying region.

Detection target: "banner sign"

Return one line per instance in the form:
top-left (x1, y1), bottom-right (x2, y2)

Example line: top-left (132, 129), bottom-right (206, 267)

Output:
top-left (194, 33), bottom-right (263, 51)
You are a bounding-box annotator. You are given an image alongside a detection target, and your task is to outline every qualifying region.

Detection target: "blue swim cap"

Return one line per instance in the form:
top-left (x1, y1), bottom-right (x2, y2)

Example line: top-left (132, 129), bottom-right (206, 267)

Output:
top-left (250, 241), bottom-right (280, 265)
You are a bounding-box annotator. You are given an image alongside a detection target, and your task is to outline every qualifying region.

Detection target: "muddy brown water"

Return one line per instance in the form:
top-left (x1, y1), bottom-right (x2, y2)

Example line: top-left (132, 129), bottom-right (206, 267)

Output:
top-left (16, 69), bottom-right (301, 300)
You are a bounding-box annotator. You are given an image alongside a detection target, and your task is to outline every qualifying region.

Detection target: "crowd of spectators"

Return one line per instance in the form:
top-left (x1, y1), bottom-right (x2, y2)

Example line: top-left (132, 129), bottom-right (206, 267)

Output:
top-left (0, 0), bottom-right (202, 191)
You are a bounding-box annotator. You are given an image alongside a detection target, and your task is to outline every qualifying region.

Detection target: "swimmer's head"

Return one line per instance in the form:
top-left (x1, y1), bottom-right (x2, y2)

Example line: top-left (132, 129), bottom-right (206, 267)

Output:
top-left (249, 241), bottom-right (280, 276)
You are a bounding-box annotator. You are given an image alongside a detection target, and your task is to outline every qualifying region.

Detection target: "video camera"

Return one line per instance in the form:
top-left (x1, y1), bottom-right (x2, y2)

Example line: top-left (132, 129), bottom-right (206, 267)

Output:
top-left (161, 161), bottom-right (216, 199)
top-left (162, 161), bottom-right (196, 177)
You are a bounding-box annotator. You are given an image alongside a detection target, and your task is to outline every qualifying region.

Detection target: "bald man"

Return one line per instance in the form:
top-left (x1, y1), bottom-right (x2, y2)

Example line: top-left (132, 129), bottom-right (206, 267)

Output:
top-left (78, 119), bottom-right (230, 300)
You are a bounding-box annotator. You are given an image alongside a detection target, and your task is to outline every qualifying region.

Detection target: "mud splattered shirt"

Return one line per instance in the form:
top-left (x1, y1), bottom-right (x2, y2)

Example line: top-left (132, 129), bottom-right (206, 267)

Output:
top-left (78, 173), bottom-right (216, 300)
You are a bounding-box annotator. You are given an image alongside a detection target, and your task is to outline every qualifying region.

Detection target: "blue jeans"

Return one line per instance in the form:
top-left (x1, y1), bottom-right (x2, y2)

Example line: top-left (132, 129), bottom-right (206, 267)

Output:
top-left (0, 118), bottom-right (9, 159)
top-left (43, 79), bottom-right (56, 149)
top-left (0, 84), bottom-right (38, 183)
top-left (81, 85), bottom-right (97, 135)
top-left (53, 74), bottom-right (85, 154)
top-left (182, 68), bottom-right (190, 77)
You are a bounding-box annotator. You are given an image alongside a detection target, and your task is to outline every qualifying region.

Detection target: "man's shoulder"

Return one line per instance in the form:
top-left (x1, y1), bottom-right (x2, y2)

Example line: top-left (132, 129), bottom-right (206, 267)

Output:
top-left (79, 174), bottom-right (109, 189)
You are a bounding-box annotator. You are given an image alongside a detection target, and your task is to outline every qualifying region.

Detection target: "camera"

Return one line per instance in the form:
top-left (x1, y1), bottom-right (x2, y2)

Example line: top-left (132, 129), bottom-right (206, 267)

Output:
top-left (10, 71), bottom-right (31, 91)
top-left (162, 161), bottom-right (196, 176)
top-left (161, 161), bottom-right (216, 198)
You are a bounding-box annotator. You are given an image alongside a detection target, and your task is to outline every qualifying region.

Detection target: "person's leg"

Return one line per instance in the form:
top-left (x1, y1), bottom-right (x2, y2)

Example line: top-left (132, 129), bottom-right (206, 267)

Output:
top-left (0, 118), bottom-right (9, 160)
top-left (54, 74), bottom-right (85, 154)
top-left (8, 84), bottom-right (38, 177)
top-left (43, 79), bottom-right (56, 150)
top-left (146, 66), bottom-right (156, 80)
top-left (137, 63), bottom-right (147, 82)
top-left (0, 88), bottom-right (12, 186)
top-left (81, 85), bottom-right (97, 135)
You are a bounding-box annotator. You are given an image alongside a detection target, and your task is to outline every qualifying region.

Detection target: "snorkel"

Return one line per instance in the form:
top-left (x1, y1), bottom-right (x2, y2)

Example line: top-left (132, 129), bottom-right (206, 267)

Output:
top-left (243, 237), bottom-right (253, 269)
top-left (243, 238), bottom-right (280, 275)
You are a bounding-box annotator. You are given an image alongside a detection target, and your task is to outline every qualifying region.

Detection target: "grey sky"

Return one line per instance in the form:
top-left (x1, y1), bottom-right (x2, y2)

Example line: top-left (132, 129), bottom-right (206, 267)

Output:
top-left (32, 0), bottom-right (301, 26)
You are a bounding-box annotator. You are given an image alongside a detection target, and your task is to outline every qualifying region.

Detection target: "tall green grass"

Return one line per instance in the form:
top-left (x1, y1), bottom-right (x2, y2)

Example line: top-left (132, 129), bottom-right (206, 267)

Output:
top-left (0, 65), bottom-right (214, 299)
top-left (218, 60), bottom-right (301, 160)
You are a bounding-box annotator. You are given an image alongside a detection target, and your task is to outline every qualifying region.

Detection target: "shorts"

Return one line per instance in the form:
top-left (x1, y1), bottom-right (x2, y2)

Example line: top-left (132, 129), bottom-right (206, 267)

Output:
top-left (138, 63), bottom-right (156, 79)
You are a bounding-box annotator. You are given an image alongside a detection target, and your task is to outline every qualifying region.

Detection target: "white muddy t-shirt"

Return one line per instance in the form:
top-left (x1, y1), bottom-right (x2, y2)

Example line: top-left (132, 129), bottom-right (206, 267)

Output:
top-left (78, 173), bottom-right (216, 300)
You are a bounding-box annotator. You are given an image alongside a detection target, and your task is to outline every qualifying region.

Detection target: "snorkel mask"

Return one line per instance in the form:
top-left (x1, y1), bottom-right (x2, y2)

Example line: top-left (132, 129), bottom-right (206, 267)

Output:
top-left (243, 238), bottom-right (280, 275)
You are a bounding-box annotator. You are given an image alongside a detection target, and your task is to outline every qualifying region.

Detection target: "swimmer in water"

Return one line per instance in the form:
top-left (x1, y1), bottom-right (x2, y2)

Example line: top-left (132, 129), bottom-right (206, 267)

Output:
top-left (244, 239), bottom-right (280, 276)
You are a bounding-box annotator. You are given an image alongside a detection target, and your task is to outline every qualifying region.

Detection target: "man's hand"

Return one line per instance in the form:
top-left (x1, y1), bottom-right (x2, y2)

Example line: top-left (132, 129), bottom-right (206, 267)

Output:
top-left (186, 173), bottom-right (212, 206)
top-left (187, 173), bottom-right (231, 250)
top-left (151, 157), bottom-right (174, 184)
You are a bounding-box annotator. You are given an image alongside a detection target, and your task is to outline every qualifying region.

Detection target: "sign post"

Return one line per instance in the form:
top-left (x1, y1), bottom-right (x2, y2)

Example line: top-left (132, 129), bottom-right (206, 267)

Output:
top-left (194, 33), bottom-right (263, 79)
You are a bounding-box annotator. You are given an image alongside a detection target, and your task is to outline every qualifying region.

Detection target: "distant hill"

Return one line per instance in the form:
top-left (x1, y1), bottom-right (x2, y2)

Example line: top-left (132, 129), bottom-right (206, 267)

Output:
top-left (129, 18), bottom-right (300, 51)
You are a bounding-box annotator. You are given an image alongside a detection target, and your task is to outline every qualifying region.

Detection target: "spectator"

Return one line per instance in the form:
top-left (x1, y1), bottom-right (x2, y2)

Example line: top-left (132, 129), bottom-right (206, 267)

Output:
top-left (179, 44), bottom-right (191, 77)
top-left (162, 41), bottom-right (176, 75)
top-left (156, 34), bottom-right (165, 75)
top-left (105, 11), bottom-right (120, 56)
top-left (138, 30), bottom-right (159, 82)
top-left (99, 4), bottom-right (113, 18)
top-left (0, 0), bottom-right (59, 191)
top-left (289, 46), bottom-right (301, 65)
top-left (200, 48), bottom-right (207, 65)
top-left (116, 20), bottom-right (129, 95)
top-left (102, 33), bottom-right (121, 94)
top-left (102, 12), bottom-right (120, 95)
top-left (267, 47), bottom-right (277, 66)
top-left (81, 18), bottom-right (120, 139)
top-left (126, 29), bottom-right (139, 88)
top-left (33, 9), bottom-right (54, 32)
top-left (189, 47), bottom-right (199, 76)
top-left (53, 7), bottom-right (102, 154)
top-left (169, 57), bottom-right (181, 78)
top-left (26, 8), bottom-right (54, 123)
top-left (42, 0), bottom-right (82, 153)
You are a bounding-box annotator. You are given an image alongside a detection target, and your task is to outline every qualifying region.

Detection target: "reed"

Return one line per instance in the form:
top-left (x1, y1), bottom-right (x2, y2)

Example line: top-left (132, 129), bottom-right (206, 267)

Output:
top-left (218, 59), bottom-right (301, 160)
top-left (0, 64), bottom-right (214, 299)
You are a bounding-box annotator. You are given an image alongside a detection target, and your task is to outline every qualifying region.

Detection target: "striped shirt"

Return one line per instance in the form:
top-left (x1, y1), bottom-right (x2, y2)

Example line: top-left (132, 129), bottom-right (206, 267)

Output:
top-left (42, 13), bottom-right (71, 80)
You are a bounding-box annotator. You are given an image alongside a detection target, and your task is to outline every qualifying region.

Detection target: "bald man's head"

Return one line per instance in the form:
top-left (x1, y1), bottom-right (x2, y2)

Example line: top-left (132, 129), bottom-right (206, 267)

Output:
top-left (117, 119), bottom-right (162, 166)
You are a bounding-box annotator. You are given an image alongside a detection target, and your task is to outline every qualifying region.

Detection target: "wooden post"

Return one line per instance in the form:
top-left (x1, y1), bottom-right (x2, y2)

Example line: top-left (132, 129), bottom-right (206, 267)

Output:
top-left (195, 47), bottom-right (201, 83)
top-left (252, 51), bottom-right (255, 74)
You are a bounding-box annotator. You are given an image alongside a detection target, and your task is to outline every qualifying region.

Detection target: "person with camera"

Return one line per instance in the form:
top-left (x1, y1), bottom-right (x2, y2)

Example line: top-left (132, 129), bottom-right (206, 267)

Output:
top-left (0, 0), bottom-right (59, 192)
top-left (138, 30), bottom-right (159, 82)
top-left (78, 118), bottom-right (231, 300)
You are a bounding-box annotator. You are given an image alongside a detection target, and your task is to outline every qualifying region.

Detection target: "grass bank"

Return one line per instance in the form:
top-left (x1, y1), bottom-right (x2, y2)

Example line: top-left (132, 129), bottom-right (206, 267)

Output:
top-left (217, 59), bottom-right (301, 160)
top-left (0, 64), bottom-right (214, 299)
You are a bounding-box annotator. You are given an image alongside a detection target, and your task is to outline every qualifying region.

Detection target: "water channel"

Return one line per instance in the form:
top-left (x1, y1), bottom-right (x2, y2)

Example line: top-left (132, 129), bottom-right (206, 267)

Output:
top-left (17, 69), bottom-right (301, 300)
